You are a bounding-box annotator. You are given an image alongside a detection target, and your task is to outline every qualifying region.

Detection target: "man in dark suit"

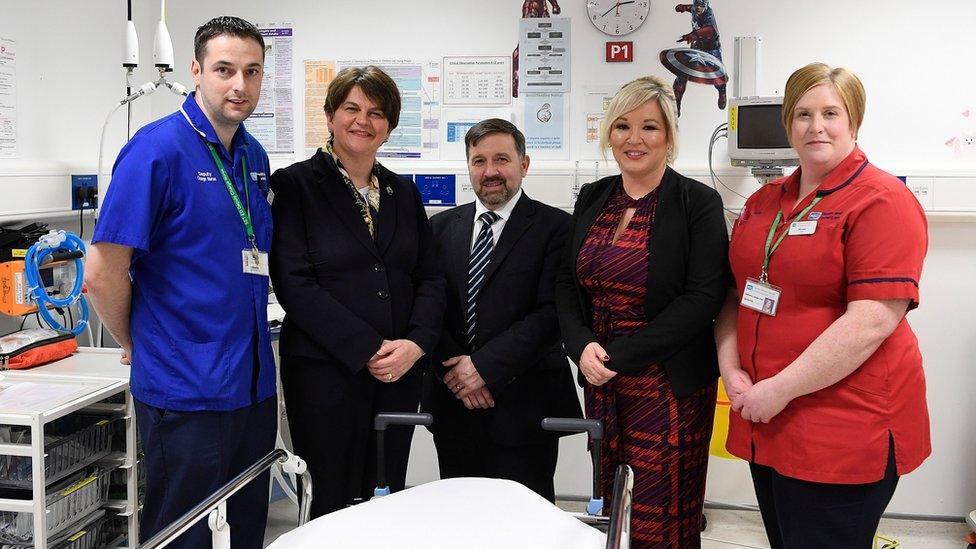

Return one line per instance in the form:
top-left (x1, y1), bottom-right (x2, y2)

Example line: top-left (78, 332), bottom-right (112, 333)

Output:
top-left (425, 118), bottom-right (581, 502)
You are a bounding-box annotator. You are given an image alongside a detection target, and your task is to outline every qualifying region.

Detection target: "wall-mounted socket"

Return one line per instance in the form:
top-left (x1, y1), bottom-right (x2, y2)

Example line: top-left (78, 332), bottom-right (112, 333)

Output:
top-left (905, 177), bottom-right (933, 211)
top-left (71, 174), bottom-right (98, 211)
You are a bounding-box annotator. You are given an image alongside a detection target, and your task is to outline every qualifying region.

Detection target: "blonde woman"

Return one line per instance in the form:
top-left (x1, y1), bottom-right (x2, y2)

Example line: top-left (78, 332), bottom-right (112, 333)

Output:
top-left (556, 75), bottom-right (728, 548)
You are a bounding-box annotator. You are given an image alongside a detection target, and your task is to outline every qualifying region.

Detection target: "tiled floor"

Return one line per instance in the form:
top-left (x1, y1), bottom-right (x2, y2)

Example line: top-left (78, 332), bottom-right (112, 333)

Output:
top-left (699, 509), bottom-right (971, 548)
top-left (264, 496), bottom-right (972, 548)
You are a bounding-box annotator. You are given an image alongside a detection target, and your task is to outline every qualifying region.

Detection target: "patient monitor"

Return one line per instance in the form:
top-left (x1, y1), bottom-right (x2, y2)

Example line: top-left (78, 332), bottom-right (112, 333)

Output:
top-left (727, 96), bottom-right (798, 183)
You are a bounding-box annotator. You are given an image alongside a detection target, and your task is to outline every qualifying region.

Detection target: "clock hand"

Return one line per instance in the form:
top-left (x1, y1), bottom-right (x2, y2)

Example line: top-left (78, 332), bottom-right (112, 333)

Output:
top-left (601, 1), bottom-right (621, 17)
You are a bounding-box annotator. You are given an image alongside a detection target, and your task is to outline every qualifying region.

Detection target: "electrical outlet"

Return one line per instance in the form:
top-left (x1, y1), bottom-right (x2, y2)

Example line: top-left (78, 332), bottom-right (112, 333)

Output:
top-left (71, 174), bottom-right (98, 211)
top-left (905, 177), bottom-right (933, 211)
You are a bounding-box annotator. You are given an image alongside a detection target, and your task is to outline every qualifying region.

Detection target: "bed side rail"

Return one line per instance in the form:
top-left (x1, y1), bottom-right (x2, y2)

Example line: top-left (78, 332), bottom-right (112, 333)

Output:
top-left (605, 464), bottom-right (634, 549)
top-left (140, 449), bottom-right (312, 549)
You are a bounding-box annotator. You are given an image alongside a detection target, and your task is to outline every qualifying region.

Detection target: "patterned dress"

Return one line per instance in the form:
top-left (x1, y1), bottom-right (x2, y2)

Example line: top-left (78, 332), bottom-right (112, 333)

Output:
top-left (576, 183), bottom-right (717, 549)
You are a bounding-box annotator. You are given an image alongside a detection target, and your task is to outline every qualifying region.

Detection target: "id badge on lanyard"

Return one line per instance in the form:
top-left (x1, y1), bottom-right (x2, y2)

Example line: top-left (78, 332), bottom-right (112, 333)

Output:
top-left (206, 142), bottom-right (269, 277)
top-left (741, 277), bottom-right (782, 316)
top-left (740, 196), bottom-right (822, 316)
top-left (242, 248), bottom-right (269, 276)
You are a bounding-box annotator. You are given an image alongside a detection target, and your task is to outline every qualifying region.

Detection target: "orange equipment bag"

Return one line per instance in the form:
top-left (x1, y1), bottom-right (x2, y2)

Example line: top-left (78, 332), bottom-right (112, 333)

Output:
top-left (0, 328), bottom-right (77, 370)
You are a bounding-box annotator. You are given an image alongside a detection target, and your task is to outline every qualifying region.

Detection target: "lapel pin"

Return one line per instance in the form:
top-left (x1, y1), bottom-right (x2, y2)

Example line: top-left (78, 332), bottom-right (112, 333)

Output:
top-left (385, 186), bottom-right (393, 196)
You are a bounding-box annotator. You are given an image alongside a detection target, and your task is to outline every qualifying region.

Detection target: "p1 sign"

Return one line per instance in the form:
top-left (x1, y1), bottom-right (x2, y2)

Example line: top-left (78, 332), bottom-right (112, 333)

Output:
top-left (606, 41), bottom-right (634, 62)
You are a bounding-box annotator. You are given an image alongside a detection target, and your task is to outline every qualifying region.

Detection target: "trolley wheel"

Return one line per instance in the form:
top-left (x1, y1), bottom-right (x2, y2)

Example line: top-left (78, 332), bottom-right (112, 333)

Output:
top-left (700, 513), bottom-right (707, 531)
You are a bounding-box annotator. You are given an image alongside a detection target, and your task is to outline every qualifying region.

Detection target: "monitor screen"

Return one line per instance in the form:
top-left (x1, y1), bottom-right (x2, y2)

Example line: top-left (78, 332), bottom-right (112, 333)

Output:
top-left (737, 105), bottom-right (790, 149)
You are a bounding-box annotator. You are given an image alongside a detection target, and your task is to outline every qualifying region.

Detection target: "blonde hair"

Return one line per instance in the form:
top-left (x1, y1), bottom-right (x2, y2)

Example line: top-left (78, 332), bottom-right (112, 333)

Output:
top-left (782, 63), bottom-right (865, 144)
top-left (600, 75), bottom-right (679, 164)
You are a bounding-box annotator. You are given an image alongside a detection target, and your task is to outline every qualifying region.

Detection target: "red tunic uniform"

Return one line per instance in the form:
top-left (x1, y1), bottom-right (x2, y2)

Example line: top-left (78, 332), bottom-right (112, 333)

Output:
top-left (726, 147), bottom-right (931, 484)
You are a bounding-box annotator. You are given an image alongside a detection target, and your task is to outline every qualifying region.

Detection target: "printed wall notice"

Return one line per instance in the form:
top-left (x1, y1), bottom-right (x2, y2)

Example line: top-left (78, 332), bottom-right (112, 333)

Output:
top-left (581, 86), bottom-right (616, 160)
top-left (338, 59), bottom-right (441, 160)
top-left (245, 25), bottom-right (294, 154)
top-left (443, 56), bottom-right (510, 106)
top-left (518, 17), bottom-right (571, 94)
top-left (0, 37), bottom-right (18, 158)
top-left (304, 59), bottom-right (441, 159)
top-left (303, 60), bottom-right (337, 155)
top-left (440, 107), bottom-right (513, 160)
top-left (523, 93), bottom-right (568, 160)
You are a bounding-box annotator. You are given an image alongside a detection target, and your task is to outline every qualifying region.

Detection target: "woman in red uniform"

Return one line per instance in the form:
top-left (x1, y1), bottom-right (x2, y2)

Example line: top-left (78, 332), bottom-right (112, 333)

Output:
top-left (557, 76), bottom-right (728, 548)
top-left (716, 63), bottom-right (930, 548)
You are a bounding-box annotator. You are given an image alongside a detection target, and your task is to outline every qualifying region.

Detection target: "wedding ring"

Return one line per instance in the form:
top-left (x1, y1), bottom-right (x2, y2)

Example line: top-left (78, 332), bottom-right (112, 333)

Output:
top-left (386, 373), bottom-right (393, 381)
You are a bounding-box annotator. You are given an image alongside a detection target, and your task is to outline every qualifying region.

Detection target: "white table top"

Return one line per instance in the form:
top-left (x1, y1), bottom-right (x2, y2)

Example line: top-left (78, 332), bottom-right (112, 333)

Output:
top-left (0, 347), bottom-right (129, 422)
top-left (22, 347), bottom-right (130, 382)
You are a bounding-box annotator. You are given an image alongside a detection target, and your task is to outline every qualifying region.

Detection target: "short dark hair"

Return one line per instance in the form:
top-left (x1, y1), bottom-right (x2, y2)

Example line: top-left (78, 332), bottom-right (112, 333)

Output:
top-left (323, 66), bottom-right (401, 131)
top-left (194, 16), bottom-right (265, 63)
top-left (464, 118), bottom-right (526, 159)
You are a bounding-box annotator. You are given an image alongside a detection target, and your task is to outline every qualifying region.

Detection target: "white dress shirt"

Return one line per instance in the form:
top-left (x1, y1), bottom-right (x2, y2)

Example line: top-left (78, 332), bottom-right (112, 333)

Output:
top-left (470, 189), bottom-right (523, 252)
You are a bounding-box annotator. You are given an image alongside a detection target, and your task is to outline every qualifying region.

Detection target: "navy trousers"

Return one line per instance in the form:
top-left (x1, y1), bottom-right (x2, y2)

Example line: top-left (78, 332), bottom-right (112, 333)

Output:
top-left (135, 397), bottom-right (277, 549)
top-left (750, 438), bottom-right (899, 549)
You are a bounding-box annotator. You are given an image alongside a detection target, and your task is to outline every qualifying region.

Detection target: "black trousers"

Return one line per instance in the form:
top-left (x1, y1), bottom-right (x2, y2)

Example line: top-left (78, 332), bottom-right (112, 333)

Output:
top-left (281, 355), bottom-right (423, 518)
top-left (749, 438), bottom-right (899, 549)
top-left (135, 397), bottom-right (276, 549)
top-left (432, 426), bottom-right (559, 503)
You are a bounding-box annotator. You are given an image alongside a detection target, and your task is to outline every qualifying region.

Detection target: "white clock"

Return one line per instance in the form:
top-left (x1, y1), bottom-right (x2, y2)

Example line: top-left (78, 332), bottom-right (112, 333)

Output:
top-left (587, 0), bottom-right (651, 36)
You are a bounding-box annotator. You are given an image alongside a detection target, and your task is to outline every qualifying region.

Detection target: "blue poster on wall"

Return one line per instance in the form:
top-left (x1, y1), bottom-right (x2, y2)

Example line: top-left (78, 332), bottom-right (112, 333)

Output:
top-left (413, 174), bottom-right (457, 206)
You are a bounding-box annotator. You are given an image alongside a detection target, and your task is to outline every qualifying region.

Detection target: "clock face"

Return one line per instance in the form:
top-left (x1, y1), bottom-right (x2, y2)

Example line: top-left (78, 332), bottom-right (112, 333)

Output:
top-left (587, 0), bottom-right (651, 36)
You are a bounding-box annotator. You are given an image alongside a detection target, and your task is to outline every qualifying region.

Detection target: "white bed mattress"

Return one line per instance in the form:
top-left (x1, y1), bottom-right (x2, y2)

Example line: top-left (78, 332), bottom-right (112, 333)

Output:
top-left (267, 477), bottom-right (607, 548)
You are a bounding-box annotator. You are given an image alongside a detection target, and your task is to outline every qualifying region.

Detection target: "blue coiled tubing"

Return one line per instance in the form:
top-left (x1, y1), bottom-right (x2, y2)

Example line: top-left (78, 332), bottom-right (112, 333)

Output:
top-left (24, 230), bottom-right (89, 335)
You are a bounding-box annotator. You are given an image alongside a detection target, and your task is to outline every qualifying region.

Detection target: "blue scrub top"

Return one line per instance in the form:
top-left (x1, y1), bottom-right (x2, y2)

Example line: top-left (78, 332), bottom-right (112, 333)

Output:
top-left (93, 93), bottom-right (276, 412)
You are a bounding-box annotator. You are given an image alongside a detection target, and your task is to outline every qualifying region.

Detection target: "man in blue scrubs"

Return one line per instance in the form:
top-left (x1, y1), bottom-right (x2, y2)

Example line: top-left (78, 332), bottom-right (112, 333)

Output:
top-left (86, 16), bottom-right (275, 548)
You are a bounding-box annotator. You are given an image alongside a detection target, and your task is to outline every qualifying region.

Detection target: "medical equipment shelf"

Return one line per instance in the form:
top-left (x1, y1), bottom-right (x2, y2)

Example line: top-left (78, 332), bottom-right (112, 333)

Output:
top-left (0, 348), bottom-right (138, 548)
top-left (47, 509), bottom-right (107, 549)
top-left (0, 416), bottom-right (116, 489)
top-left (0, 465), bottom-right (116, 545)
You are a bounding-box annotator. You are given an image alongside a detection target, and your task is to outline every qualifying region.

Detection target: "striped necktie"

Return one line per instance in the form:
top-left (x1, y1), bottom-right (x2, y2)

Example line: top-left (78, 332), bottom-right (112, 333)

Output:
top-left (466, 211), bottom-right (501, 346)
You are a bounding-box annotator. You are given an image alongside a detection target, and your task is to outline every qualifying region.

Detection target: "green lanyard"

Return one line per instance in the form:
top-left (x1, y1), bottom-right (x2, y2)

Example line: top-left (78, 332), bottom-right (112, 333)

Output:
top-left (760, 195), bottom-right (823, 283)
top-left (206, 142), bottom-right (257, 251)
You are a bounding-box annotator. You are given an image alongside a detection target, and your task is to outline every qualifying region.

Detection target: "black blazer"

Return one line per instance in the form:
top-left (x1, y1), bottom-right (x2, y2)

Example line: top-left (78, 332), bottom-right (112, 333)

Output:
top-left (555, 167), bottom-right (728, 398)
top-left (424, 193), bottom-right (582, 445)
top-left (269, 149), bottom-right (444, 370)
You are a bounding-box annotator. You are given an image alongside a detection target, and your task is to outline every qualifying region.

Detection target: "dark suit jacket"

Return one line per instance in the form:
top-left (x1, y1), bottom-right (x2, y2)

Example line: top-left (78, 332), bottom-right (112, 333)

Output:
top-left (555, 168), bottom-right (728, 398)
top-left (269, 149), bottom-right (444, 371)
top-left (425, 192), bottom-right (582, 446)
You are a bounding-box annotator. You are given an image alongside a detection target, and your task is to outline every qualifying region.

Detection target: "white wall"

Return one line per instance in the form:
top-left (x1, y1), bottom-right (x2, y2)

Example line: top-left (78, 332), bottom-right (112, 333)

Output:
top-left (1, 0), bottom-right (975, 518)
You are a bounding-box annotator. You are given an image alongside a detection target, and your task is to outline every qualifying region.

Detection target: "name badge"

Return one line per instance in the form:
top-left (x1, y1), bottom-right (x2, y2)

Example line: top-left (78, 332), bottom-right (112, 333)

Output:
top-left (242, 249), bottom-right (270, 276)
top-left (788, 220), bottom-right (818, 236)
top-left (740, 277), bottom-right (782, 316)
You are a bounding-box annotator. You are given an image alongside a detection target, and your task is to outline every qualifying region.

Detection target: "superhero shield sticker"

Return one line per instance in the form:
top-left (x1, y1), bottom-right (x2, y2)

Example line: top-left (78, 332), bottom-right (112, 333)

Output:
top-left (660, 47), bottom-right (727, 116)
top-left (660, 48), bottom-right (727, 86)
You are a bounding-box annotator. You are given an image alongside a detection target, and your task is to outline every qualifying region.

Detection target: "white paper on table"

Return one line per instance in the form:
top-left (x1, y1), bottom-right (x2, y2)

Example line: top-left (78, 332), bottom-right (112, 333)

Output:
top-left (0, 382), bottom-right (88, 412)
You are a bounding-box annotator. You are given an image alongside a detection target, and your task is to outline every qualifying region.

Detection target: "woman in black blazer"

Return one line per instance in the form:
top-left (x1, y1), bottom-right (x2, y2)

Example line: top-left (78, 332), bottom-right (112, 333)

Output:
top-left (270, 66), bottom-right (443, 517)
top-left (555, 76), bottom-right (728, 548)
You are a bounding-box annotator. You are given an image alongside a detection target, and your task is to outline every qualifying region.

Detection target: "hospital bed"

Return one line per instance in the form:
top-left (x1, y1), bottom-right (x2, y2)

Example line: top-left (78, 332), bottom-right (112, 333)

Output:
top-left (140, 414), bottom-right (632, 549)
top-left (270, 414), bottom-right (632, 549)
